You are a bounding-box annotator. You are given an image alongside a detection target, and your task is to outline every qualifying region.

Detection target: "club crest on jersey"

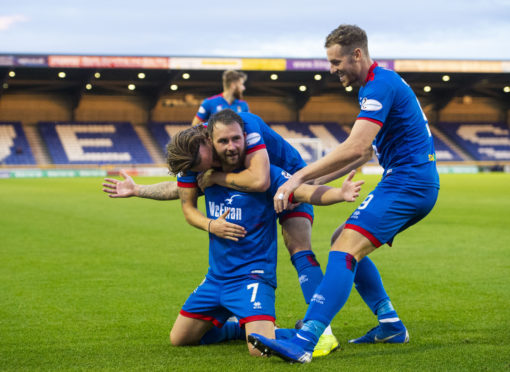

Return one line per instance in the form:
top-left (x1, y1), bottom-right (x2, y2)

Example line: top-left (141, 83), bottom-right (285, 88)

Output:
top-left (246, 132), bottom-right (261, 146)
top-left (225, 194), bottom-right (241, 205)
top-left (216, 105), bottom-right (223, 112)
top-left (361, 97), bottom-right (383, 111)
top-left (198, 106), bottom-right (206, 114)
top-left (281, 170), bottom-right (292, 179)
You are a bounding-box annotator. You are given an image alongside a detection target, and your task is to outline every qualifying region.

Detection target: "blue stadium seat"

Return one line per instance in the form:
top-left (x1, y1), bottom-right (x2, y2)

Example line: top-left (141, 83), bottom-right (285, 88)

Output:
top-left (149, 121), bottom-right (351, 164)
top-left (148, 122), bottom-right (190, 157)
top-left (436, 122), bottom-right (510, 161)
top-left (432, 134), bottom-right (464, 161)
top-left (0, 122), bottom-right (36, 165)
top-left (39, 122), bottom-right (153, 164)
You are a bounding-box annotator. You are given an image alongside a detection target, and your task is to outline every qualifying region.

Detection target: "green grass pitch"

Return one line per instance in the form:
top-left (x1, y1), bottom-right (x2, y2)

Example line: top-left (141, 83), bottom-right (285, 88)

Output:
top-left (1, 173), bottom-right (509, 371)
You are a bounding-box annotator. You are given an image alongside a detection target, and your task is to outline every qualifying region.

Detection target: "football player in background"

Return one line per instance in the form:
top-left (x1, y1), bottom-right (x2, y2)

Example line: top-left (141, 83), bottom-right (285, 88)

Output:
top-left (191, 70), bottom-right (249, 126)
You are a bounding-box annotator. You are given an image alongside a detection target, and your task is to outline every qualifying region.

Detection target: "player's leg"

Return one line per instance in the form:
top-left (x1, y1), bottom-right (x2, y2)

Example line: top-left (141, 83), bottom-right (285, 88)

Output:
top-left (281, 216), bottom-right (323, 304)
top-left (281, 213), bottom-right (339, 356)
top-left (249, 229), bottom-right (374, 363)
top-left (349, 255), bottom-right (409, 344)
top-left (170, 314), bottom-right (214, 345)
top-left (331, 223), bottom-right (407, 343)
top-left (245, 320), bottom-right (275, 356)
top-left (171, 275), bottom-right (237, 346)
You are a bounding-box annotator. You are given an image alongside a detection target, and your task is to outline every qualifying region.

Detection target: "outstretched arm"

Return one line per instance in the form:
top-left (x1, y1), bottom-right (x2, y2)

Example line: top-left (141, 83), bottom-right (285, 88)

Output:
top-left (291, 170), bottom-right (364, 206)
top-left (179, 186), bottom-right (246, 241)
top-left (198, 149), bottom-right (270, 192)
top-left (102, 169), bottom-right (179, 200)
top-left (274, 119), bottom-right (379, 212)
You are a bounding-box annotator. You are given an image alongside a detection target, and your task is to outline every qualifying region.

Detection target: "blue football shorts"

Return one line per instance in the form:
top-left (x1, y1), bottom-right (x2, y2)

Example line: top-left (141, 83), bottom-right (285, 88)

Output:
top-left (345, 178), bottom-right (439, 247)
top-left (278, 202), bottom-right (314, 225)
top-left (180, 274), bottom-right (276, 327)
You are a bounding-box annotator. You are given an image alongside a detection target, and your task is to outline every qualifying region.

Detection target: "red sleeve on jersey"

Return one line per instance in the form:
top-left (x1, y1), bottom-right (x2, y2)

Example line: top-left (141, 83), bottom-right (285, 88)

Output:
top-left (246, 144), bottom-right (267, 154)
top-left (358, 117), bottom-right (383, 127)
top-left (177, 181), bottom-right (198, 188)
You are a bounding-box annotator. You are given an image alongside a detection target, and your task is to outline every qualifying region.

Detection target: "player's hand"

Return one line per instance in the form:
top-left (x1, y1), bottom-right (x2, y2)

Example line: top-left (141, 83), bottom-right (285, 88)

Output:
top-left (274, 175), bottom-right (302, 213)
top-left (102, 169), bottom-right (137, 198)
top-left (197, 169), bottom-right (216, 191)
top-left (209, 209), bottom-right (246, 241)
top-left (341, 170), bottom-right (364, 202)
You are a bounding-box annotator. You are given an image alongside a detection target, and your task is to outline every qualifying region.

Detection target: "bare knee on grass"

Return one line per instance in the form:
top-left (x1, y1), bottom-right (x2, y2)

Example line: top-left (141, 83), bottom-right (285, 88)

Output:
top-left (245, 320), bottom-right (275, 357)
top-left (169, 314), bottom-right (213, 346)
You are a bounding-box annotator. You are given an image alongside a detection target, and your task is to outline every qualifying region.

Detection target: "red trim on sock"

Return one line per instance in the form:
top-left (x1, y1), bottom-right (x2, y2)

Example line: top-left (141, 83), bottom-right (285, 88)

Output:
top-left (306, 254), bottom-right (320, 267)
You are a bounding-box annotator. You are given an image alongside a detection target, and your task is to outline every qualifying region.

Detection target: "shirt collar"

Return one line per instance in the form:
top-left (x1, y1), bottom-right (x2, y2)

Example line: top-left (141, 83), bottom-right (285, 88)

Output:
top-left (364, 61), bottom-right (378, 84)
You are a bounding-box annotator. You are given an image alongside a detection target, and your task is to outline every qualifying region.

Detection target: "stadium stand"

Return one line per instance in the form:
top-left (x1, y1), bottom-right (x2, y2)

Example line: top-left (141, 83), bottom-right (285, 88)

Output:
top-left (429, 126), bottom-right (465, 162)
top-left (0, 122), bottom-right (36, 165)
top-left (38, 122), bottom-right (153, 164)
top-left (149, 121), bottom-right (351, 164)
top-left (436, 122), bottom-right (510, 161)
top-left (148, 122), bottom-right (191, 157)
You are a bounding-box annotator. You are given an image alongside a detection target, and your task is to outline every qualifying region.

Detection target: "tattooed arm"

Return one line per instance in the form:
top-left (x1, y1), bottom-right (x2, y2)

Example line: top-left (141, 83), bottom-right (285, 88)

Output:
top-left (102, 169), bottom-right (179, 200)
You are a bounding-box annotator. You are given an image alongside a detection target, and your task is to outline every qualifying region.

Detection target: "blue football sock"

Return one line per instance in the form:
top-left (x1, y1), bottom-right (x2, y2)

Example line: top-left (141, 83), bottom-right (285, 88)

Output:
top-left (200, 321), bottom-right (245, 345)
top-left (354, 257), bottom-right (399, 321)
top-left (303, 251), bottom-right (358, 332)
top-left (290, 250), bottom-right (324, 304)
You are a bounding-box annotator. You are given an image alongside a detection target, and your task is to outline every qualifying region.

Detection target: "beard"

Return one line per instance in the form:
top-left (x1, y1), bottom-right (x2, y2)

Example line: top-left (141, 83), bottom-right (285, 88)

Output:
top-left (219, 149), bottom-right (245, 171)
top-left (233, 87), bottom-right (243, 100)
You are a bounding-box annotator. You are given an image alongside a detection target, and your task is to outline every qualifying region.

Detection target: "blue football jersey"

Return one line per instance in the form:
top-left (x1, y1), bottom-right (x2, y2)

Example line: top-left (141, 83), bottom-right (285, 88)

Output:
top-left (177, 112), bottom-right (307, 187)
top-left (195, 93), bottom-right (249, 122)
top-left (357, 62), bottom-right (439, 187)
top-left (204, 165), bottom-right (292, 288)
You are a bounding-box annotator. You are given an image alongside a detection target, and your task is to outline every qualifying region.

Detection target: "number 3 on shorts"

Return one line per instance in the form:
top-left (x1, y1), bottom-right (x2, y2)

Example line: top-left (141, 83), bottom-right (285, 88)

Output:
top-left (358, 194), bottom-right (374, 210)
top-left (247, 283), bottom-right (259, 302)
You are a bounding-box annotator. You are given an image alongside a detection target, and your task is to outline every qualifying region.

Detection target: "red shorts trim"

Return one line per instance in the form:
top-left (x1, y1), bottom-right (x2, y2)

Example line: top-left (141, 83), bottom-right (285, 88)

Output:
top-left (358, 117), bottom-right (383, 127)
top-left (246, 144), bottom-right (266, 154)
top-left (239, 315), bottom-right (275, 326)
top-left (279, 211), bottom-right (313, 225)
top-left (344, 223), bottom-right (382, 248)
top-left (177, 181), bottom-right (197, 188)
top-left (179, 310), bottom-right (223, 328)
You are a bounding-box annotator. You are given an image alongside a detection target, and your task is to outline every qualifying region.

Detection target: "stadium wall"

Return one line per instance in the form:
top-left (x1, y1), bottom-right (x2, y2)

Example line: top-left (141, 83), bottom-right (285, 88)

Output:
top-left (0, 94), bottom-right (73, 124)
top-left (75, 96), bottom-right (149, 125)
top-left (439, 97), bottom-right (504, 122)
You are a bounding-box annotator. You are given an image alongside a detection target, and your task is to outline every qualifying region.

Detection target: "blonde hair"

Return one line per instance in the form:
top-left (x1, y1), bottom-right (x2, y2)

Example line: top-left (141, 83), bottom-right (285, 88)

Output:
top-left (166, 125), bottom-right (208, 175)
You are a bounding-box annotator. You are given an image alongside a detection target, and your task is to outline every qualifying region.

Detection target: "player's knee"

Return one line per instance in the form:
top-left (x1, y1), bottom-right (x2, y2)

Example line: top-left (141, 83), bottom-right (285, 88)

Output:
top-left (169, 328), bottom-right (186, 346)
top-left (331, 223), bottom-right (345, 246)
